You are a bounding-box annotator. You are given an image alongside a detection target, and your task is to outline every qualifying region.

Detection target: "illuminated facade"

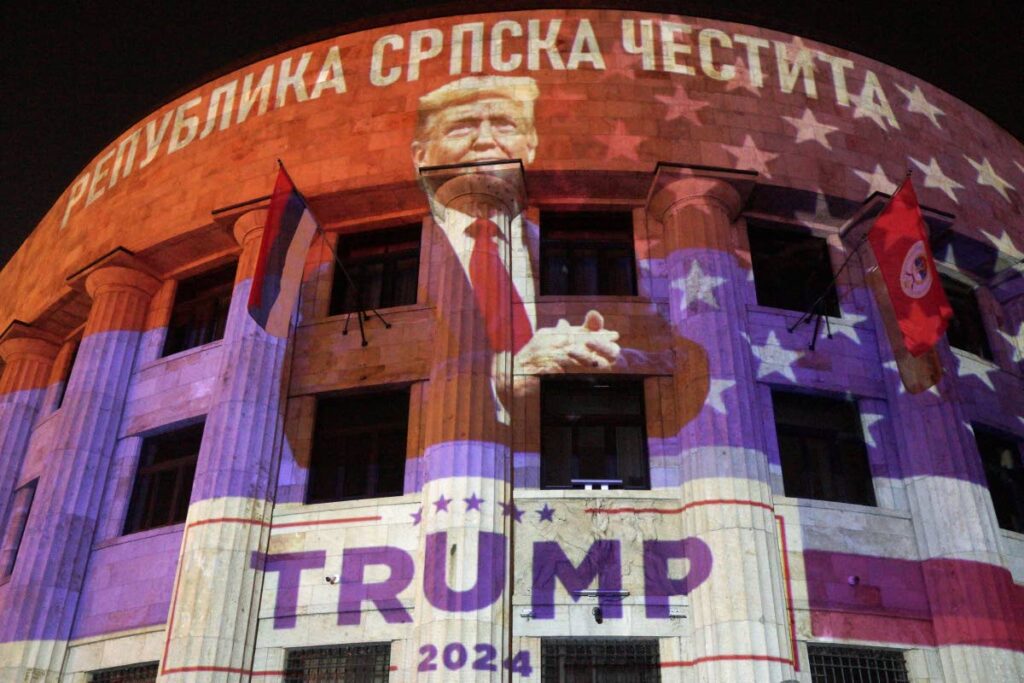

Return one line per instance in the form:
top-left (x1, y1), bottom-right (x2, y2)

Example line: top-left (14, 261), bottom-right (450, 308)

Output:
top-left (1, 8), bottom-right (1023, 683)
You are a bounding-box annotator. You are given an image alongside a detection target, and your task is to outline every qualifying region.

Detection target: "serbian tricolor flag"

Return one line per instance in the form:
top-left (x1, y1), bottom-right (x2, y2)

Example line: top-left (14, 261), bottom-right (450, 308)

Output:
top-left (248, 165), bottom-right (320, 337)
top-left (868, 176), bottom-right (953, 356)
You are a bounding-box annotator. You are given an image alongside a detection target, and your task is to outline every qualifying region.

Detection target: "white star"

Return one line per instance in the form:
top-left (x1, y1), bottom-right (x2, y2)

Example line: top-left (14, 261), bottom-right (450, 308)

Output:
top-left (1015, 161), bottom-right (1024, 175)
top-left (910, 157), bottom-right (965, 203)
top-left (894, 83), bottom-right (945, 129)
top-left (783, 109), bottom-right (839, 150)
top-left (860, 413), bottom-right (884, 448)
top-left (853, 164), bottom-right (898, 195)
top-left (1018, 416), bottom-right (1024, 429)
top-left (655, 85), bottom-right (709, 126)
top-left (962, 421), bottom-right (975, 435)
top-left (964, 156), bottom-right (1015, 202)
top-left (935, 242), bottom-right (963, 274)
top-left (980, 230), bottom-right (1024, 262)
top-left (750, 330), bottom-right (802, 382)
top-left (706, 379), bottom-right (737, 415)
top-left (831, 312), bottom-right (868, 345)
top-left (955, 353), bottom-right (997, 390)
top-left (670, 260), bottom-right (727, 311)
top-left (723, 135), bottom-right (778, 178)
top-left (996, 322), bottom-right (1024, 363)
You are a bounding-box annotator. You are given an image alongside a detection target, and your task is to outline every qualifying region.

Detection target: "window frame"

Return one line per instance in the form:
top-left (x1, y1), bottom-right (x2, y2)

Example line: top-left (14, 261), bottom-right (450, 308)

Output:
top-left (771, 389), bottom-right (877, 507)
top-left (284, 642), bottom-right (391, 682)
top-left (89, 662), bottom-right (159, 683)
top-left (0, 478), bottom-right (38, 578)
top-left (807, 644), bottom-right (909, 682)
top-left (122, 422), bottom-right (204, 535)
top-left (972, 425), bottom-right (1024, 534)
top-left (541, 638), bottom-right (661, 682)
top-left (306, 388), bottom-right (410, 504)
top-left (540, 378), bottom-right (650, 491)
top-left (539, 209), bottom-right (638, 297)
top-left (161, 262), bottom-right (236, 358)
top-left (329, 224), bottom-right (422, 316)
top-left (940, 274), bottom-right (994, 360)
top-left (747, 220), bottom-right (840, 317)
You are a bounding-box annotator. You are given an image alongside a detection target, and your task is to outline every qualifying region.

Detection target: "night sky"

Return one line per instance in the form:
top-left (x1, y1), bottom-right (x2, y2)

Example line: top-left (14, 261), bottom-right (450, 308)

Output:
top-left (2, 1), bottom-right (1021, 270)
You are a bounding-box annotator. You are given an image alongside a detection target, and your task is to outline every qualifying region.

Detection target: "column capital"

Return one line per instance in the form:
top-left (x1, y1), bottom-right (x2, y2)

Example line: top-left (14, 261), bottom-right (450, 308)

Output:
top-left (232, 208), bottom-right (268, 248)
top-left (0, 336), bottom-right (60, 365)
top-left (84, 265), bottom-right (162, 301)
top-left (646, 163), bottom-right (756, 223)
top-left (419, 160), bottom-right (527, 223)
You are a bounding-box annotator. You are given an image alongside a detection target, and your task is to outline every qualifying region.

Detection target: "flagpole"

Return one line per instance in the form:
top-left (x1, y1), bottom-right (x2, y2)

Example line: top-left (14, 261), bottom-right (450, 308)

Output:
top-left (277, 160), bottom-right (392, 346)
top-left (787, 170), bottom-right (912, 341)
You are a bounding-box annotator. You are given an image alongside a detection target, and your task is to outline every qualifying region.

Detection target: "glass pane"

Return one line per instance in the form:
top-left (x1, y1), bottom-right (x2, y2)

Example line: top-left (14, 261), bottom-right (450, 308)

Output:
top-left (616, 427), bottom-right (647, 488)
top-left (572, 251), bottom-right (599, 295)
top-left (542, 426), bottom-right (573, 487)
top-left (576, 425), bottom-right (607, 480)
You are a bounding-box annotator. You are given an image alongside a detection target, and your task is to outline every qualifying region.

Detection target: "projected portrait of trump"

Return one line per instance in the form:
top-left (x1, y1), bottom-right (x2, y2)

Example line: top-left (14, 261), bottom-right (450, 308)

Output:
top-left (411, 75), bottom-right (622, 391)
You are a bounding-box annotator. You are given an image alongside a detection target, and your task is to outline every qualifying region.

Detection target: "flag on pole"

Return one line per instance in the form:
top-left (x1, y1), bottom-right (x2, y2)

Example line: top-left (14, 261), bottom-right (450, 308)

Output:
top-left (248, 164), bottom-right (320, 337)
top-left (868, 176), bottom-right (953, 356)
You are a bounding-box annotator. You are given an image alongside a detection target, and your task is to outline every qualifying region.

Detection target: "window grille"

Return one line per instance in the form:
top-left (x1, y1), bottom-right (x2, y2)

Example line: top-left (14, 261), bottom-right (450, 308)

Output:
top-left (89, 662), bottom-right (158, 682)
top-left (748, 221), bottom-right (839, 316)
top-left (808, 644), bottom-right (909, 682)
top-left (330, 224), bottom-right (421, 315)
top-left (542, 638), bottom-right (660, 682)
top-left (540, 210), bottom-right (637, 296)
top-left (541, 379), bottom-right (650, 490)
top-left (284, 642), bottom-right (391, 682)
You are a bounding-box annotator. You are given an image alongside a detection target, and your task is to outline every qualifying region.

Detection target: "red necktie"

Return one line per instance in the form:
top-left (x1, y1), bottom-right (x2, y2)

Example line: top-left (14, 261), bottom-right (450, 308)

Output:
top-left (468, 218), bottom-right (533, 355)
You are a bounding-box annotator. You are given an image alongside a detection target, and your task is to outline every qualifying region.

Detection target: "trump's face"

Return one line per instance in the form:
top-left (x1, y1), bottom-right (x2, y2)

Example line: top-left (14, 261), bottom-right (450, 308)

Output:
top-left (413, 97), bottom-right (538, 167)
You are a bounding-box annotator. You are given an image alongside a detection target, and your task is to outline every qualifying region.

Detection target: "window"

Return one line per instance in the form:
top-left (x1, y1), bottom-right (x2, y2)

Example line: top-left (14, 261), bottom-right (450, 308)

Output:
top-left (89, 662), bottom-right (158, 683)
top-left (808, 644), bottom-right (909, 682)
top-left (0, 479), bottom-right (37, 577)
top-left (162, 263), bottom-right (235, 357)
top-left (55, 338), bottom-right (79, 409)
top-left (123, 423), bottom-right (203, 534)
top-left (541, 379), bottom-right (649, 490)
top-left (973, 427), bottom-right (1024, 533)
top-left (330, 224), bottom-right (420, 315)
top-left (542, 638), bottom-right (661, 682)
top-left (941, 275), bottom-right (993, 359)
top-left (748, 222), bottom-right (839, 316)
top-left (285, 643), bottom-right (391, 682)
top-left (307, 389), bottom-right (409, 503)
top-left (772, 390), bottom-right (876, 506)
top-left (540, 210), bottom-right (636, 296)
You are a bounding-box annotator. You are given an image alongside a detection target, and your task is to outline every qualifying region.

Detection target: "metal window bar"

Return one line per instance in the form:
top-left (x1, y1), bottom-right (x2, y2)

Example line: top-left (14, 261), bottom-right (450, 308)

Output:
top-left (89, 662), bottom-right (158, 683)
top-left (808, 644), bottom-right (910, 683)
top-left (284, 642), bottom-right (391, 682)
top-left (541, 638), bottom-right (661, 683)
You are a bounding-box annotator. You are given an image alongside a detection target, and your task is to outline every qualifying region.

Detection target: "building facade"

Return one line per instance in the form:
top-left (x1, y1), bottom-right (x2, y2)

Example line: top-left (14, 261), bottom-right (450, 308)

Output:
top-left (0, 8), bottom-right (1023, 682)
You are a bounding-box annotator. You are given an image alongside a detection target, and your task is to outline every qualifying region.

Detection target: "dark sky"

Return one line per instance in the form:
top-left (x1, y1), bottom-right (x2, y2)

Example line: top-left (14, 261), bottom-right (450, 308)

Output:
top-left (2, 1), bottom-right (1021, 270)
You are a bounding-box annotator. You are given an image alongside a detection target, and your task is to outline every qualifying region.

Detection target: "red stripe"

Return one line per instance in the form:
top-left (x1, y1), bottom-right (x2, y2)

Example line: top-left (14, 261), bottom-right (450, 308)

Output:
top-left (660, 654), bottom-right (794, 668)
top-left (160, 513), bottom-right (381, 674)
top-left (584, 499), bottom-right (774, 515)
top-left (775, 514), bottom-right (801, 671)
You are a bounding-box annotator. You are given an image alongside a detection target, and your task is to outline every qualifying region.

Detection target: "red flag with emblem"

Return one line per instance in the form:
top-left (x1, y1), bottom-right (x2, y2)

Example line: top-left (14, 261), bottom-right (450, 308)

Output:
top-left (868, 177), bottom-right (953, 356)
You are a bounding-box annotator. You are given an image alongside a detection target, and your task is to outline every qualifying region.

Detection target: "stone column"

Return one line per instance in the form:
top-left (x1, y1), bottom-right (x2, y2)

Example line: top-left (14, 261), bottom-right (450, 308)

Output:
top-left (878, 341), bottom-right (1024, 680)
top-left (158, 209), bottom-right (290, 681)
top-left (0, 330), bottom-right (58, 532)
top-left (0, 265), bottom-right (160, 681)
top-left (648, 168), bottom-right (796, 682)
top-left (407, 165), bottom-right (524, 681)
